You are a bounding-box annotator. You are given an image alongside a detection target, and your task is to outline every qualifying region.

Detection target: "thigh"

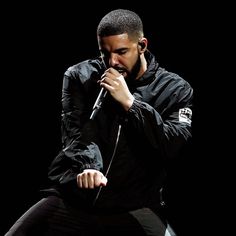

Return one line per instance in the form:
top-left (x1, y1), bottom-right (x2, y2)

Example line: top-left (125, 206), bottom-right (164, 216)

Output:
top-left (129, 208), bottom-right (167, 236)
top-left (99, 208), bottom-right (168, 236)
top-left (5, 195), bottom-right (97, 236)
top-left (130, 208), bottom-right (176, 236)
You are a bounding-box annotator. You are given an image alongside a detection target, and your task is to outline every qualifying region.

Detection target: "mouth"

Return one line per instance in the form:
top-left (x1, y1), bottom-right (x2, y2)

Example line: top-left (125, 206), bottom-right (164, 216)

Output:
top-left (116, 68), bottom-right (127, 76)
top-left (117, 68), bottom-right (124, 73)
top-left (114, 67), bottom-right (127, 78)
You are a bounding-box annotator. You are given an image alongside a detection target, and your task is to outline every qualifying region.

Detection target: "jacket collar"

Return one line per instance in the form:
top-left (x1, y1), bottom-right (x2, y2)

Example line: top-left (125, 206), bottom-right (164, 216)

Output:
top-left (128, 50), bottom-right (159, 87)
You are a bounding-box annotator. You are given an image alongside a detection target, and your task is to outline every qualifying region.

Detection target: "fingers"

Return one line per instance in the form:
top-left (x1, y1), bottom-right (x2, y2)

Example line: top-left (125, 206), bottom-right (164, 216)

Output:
top-left (99, 176), bottom-right (108, 186)
top-left (98, 67), bottom-right (132, 110)
top-left (102, 68), bottom-right (120, 78)
top-left (100, 68), bottom-right (123, 84)
top-left (77, 169), bottom-right (107, 189)
top-left (99, 70), bottom-right (125, 95)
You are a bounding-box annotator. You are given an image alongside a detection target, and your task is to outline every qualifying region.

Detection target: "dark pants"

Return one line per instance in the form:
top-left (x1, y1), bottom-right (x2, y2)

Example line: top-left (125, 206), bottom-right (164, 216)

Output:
top-left (5, 195), bottom-right (176, 236)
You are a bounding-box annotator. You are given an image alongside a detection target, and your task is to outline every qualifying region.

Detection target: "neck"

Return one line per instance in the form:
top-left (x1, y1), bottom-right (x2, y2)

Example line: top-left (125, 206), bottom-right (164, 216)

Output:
top-left (136, 53), bottom-right (147, 79)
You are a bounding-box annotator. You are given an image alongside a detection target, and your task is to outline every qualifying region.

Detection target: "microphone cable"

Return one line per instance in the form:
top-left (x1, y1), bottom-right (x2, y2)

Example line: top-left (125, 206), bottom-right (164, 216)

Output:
top-left (92, 123), bottom-right (122, 206)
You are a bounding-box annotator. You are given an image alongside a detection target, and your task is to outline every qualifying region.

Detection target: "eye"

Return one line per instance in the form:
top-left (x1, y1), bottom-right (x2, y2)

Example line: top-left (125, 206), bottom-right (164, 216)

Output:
top-left (116, 49), bottom-right (128, 55)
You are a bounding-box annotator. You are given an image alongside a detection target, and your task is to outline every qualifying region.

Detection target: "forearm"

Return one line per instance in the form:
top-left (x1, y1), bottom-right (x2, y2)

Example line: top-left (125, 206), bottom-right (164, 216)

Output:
top-left (127, 99), bottom-right (192, 158)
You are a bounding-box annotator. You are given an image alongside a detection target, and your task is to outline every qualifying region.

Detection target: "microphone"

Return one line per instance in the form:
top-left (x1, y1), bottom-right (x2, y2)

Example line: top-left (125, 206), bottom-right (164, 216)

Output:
top-left (90, 86), bottom-right (108, 120)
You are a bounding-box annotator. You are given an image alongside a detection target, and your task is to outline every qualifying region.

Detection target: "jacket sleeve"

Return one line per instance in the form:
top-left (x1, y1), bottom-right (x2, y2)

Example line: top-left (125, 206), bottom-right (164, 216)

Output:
top-left (127, 78), bottom-right (193, 160)
top-left (48, 67), bottom-right (103, 185)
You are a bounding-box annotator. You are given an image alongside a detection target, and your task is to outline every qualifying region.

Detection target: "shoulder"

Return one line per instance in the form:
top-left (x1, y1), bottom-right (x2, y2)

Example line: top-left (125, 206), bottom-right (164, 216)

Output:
top-left (64, 57), bottom-right (105, 82)
top-left (154, 67), bottom-right (194, 110)
top-left (158, 67), bottom-right (190, 85)
top-left (157, 67), bottom-right (193, 94)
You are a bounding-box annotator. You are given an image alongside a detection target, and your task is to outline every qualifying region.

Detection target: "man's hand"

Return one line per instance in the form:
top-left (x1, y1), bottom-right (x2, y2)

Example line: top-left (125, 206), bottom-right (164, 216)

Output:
top-left (100, 68), bottom-right (134, 111)
top-left (77, 169), bottom-right (107, 189)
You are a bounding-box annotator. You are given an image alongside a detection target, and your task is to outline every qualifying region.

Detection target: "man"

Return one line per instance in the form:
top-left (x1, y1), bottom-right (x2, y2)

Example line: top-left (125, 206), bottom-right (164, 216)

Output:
top-left (5, 9), bottom-right (193, 236)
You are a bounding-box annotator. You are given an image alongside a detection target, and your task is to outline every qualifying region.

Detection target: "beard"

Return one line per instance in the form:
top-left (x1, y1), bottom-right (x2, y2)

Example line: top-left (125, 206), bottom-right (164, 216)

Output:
top-left (128, 54), bottom-right (141, 81)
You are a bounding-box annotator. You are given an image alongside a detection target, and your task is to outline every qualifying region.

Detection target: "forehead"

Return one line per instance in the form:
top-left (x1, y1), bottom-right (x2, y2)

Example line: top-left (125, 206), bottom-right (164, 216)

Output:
top-left (98, 33), bottom-right (134, 48)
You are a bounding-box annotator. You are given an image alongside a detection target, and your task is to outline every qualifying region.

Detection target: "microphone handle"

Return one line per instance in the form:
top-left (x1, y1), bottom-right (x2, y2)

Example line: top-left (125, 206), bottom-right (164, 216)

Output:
top-left (90, 87), bottom-right (108, 120)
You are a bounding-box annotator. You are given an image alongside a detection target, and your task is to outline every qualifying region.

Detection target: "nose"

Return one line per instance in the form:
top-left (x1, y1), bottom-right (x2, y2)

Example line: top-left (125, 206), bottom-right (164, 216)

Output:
top-left (109, 53), bottom-right (119, 67)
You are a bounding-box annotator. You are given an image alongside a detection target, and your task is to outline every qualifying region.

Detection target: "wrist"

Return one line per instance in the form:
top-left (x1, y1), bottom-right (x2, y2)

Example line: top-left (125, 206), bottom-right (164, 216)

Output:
top-left (123, 96), bottom-right (134, 111)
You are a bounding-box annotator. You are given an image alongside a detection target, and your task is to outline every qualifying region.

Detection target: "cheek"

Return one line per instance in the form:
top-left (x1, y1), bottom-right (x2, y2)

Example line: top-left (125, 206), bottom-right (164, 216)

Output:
top-left (129, 54), bottom-right (140, 69)
top-left (123, 53), bottom-right (139, 69)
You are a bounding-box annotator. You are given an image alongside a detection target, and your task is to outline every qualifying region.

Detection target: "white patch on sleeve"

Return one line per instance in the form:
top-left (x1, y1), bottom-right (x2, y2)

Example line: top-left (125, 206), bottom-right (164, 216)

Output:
top-left (179, 108), bottom-right (192, 124)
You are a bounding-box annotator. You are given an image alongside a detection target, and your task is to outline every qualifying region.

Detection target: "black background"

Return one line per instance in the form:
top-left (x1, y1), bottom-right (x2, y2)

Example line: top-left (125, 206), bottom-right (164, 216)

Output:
top-left (1, 2), bottom-right (229, 235)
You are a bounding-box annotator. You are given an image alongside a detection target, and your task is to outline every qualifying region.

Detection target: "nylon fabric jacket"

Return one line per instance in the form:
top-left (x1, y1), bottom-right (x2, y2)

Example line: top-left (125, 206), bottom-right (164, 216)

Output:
top-left (46, 50), bottom-right (193, 211)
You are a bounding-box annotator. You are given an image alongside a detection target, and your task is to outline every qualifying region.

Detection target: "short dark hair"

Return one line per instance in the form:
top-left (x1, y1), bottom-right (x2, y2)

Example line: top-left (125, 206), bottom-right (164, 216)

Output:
top-left (97, 9), bottom-right (143, 41)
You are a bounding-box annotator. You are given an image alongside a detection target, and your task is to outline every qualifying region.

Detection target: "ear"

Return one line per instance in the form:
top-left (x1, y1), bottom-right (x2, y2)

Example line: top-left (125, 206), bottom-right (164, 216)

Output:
top-left (138, 38), bottom-right (147, 52)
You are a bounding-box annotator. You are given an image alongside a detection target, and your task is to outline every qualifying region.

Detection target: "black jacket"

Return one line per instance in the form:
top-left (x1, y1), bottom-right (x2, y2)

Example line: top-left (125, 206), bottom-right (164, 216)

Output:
top-left (46, 50), bottom-right (193, 212)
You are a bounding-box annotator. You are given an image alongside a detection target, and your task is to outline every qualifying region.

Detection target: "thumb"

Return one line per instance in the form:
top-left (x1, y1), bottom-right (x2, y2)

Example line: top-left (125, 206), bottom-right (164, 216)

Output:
top-left (100, 176), bottom-right (108, 186)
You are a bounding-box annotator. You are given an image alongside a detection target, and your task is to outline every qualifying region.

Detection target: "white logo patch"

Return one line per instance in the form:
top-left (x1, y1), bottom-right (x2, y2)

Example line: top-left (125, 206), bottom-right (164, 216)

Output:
top-left (179, 108), bottom-right (192, 124)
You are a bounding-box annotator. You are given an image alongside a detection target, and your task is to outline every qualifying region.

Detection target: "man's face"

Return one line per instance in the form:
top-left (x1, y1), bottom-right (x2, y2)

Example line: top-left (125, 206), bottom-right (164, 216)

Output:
top-left (98, 33), bottom-right (141, 80)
